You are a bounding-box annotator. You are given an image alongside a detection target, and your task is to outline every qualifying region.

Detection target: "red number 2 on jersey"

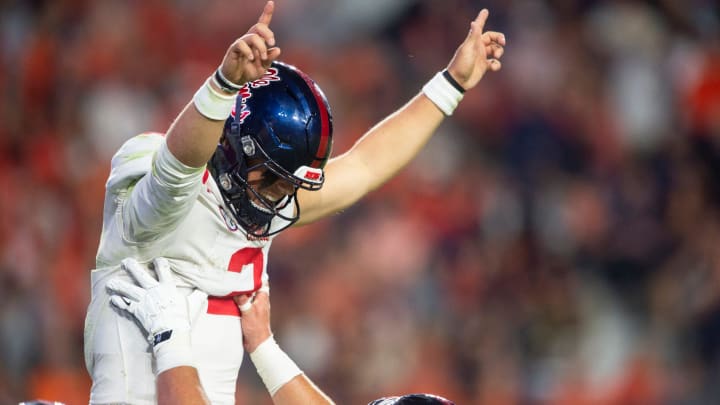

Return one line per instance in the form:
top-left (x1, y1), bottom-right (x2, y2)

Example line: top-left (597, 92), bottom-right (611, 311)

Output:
top-left (206, 247), bottom-right (264, 316)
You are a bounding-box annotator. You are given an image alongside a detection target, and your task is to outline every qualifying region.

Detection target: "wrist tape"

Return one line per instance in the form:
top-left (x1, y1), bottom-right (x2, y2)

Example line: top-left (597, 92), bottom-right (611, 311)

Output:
top-left (192, 77), bottom-right (236, 121)
top-left (250, 336), bottom-right (303, 396)
top-left (422, 69), bottom-right (465, 116)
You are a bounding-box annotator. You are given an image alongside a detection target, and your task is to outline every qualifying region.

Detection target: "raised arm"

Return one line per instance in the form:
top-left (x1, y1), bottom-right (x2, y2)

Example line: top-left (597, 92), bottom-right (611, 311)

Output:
top-left (165, 1), bottom-right (281, 168)
top-left (296, 9), bottom-right (505, 224)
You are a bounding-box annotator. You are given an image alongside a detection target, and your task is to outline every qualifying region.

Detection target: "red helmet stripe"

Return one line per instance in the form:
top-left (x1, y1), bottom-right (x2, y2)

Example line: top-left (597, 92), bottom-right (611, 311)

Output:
top-left (295, 70), bottom-right (331, 168)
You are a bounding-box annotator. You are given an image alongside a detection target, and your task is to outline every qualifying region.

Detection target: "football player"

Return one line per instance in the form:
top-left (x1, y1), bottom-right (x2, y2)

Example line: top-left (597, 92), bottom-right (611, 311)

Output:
top-left (83, 1), bottom-right (505, 404)
top-left (106, 258), bottom-right (455, 405)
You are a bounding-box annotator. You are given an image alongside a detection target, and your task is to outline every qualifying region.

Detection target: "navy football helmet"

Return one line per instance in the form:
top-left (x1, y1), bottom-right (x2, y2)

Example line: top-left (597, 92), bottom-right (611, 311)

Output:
top-left (368, 394), bottom-right (455, 405)
top-left (208, 61), bottom-right (333, 237)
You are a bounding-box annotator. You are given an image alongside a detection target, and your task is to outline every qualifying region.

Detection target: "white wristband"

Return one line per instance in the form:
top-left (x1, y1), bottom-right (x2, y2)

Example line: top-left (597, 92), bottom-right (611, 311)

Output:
top-left (192, 77), bottom-right (237, 121)
top-left (250, 336), bottom-right (303, 396)
top-left (422, 70), bottom-right (465, 116)
top-left (153, 329), bottom-right (193, 375)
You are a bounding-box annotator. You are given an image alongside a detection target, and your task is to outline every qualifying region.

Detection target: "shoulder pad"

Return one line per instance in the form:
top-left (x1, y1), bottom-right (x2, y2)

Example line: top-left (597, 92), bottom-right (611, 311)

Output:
top-left (106, 132), bottom-right (165, 192)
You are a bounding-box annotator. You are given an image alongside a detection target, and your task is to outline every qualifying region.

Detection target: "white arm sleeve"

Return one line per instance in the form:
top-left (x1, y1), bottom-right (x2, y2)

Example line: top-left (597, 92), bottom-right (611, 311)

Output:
top-left (121, 137), bottom-right (205, 243)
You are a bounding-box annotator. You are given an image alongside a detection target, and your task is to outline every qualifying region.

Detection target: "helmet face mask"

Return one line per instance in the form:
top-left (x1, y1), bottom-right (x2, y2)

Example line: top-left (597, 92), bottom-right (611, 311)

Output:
top-left (210, 134), bottom-right (303, 238)
top-left (208, 62), bottom-right (333, 238)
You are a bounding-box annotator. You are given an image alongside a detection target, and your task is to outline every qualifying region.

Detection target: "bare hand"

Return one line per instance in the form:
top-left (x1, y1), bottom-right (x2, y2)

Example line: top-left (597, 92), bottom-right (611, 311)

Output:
top-left (446, 9), bottom-right (506, 90)
top-left (234, 288), bottom-right (272, 353)
top-left (220, 1), bottom-right (282, 86)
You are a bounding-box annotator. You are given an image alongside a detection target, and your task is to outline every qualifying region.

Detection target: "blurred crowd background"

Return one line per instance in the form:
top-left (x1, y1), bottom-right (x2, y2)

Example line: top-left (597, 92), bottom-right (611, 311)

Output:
top-left (1, 0), bottom-right (720, 404)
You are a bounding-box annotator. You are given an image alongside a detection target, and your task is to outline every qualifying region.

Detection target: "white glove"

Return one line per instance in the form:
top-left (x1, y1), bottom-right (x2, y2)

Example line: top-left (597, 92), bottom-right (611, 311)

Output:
top-left (106, 257), bottom-right (205, 375)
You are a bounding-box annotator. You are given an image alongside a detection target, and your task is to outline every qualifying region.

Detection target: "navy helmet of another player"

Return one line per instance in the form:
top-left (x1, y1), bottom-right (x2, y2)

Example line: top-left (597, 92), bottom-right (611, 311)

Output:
top-left (368, 393), bottom-right (455, 405)
top-left (208, 61), bottom-right (333, 237)
top-left (18, 401), bottom-right (66, 405)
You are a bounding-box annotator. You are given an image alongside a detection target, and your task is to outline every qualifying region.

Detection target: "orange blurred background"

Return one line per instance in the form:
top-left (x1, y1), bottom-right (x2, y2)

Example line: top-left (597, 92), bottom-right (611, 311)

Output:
top-left (1, 0), bottom-right (720, 404)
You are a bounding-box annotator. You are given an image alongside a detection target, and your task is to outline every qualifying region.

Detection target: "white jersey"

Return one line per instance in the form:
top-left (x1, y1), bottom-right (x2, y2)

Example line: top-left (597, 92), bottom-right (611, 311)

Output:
top-left (84, 132), bottom-right (292, 404)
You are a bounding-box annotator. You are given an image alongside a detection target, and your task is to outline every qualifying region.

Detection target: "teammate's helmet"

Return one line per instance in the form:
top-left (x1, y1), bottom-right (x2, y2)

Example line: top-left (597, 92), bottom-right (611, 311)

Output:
top-left (208, 61), bottom-right (333, 237)
top-left (368, 394), bottom-right (455, 405)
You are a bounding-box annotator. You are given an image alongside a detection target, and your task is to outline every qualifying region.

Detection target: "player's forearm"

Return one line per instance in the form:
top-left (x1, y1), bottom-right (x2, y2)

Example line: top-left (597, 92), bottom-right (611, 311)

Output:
top-left (296, 93), bottom-right (444, 224)
top-left (165, 100), bottom-right (227, 168)
top-left (271, 375), bottom-right (335, 405)
top-left (349, 92), bottom-right (444, 190)
top-left (157, 366), bottom-right (211, 405)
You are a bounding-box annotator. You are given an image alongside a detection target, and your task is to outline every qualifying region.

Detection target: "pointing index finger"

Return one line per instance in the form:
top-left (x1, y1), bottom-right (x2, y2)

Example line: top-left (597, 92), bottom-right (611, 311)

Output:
top-left (464, 8), bottom-right (489, 45)
top-left (258, 1), bottom-right (275, 26)
top-left (475, 9), bottom-right (489, 32)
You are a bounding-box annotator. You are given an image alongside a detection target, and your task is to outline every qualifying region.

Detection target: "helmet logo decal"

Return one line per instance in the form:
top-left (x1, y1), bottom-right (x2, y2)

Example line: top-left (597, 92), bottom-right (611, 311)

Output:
top-left (234, 68), bottom-right (282, 125)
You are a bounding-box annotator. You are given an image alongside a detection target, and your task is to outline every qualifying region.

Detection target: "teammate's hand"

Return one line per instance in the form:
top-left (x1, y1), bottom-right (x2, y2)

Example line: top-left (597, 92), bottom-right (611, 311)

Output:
top-left (106, 258), bottom-right (207, 374)
top-left (220, 1), bottom-right (281, 86)
top-left (234, 285), bottom-right (272, 353)
top-left (446, 9), bottom-right (506, 90)
top-left (106, 258), bottom-right (191, 345)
